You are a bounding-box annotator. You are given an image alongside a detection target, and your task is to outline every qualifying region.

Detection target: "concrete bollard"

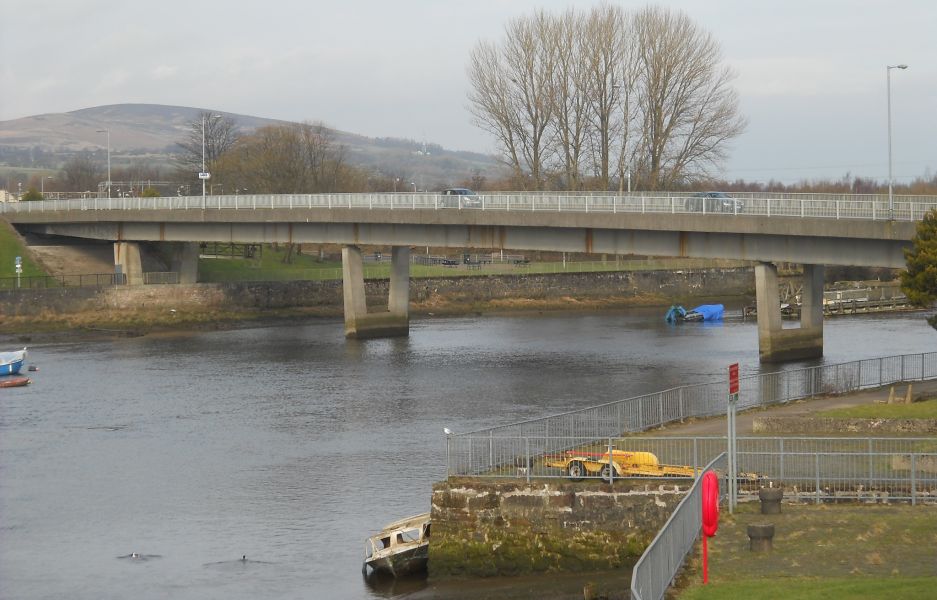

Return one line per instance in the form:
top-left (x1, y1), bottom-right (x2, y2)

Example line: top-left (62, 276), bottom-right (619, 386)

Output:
top-left (747, 523), bottom-right (775, 552)
top-left (758, 486), bottom-right (783, 514)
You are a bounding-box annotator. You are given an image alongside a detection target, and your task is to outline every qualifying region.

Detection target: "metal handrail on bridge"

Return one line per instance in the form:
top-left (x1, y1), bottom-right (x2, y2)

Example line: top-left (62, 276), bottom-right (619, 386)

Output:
top-left (3, 192), bottom-right (937, 221)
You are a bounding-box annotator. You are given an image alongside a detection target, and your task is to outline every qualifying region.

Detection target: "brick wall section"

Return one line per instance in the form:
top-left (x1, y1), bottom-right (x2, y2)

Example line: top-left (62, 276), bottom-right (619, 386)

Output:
top-left (0, 267), bottom-right (753, 316)
top-left (429, 479), bottom-right (690, 577)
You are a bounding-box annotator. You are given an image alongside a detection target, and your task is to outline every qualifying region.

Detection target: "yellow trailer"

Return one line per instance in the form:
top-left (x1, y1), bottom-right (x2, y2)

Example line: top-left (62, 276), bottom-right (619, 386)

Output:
top-left (544, 450), bottom-right (697, 481)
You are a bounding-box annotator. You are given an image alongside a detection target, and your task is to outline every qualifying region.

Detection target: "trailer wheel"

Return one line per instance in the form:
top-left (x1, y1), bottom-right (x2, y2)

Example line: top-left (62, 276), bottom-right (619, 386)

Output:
top-left (567, 461), bottom-right (585, 481)
top-left (600, 464), bottom-right (619, 483)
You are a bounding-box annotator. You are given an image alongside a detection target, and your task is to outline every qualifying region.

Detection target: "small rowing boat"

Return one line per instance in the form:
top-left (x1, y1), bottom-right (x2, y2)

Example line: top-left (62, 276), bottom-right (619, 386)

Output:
top-left (0, 348), bottom-right (27, 376)
top-left (0, 376), bottom-right (31, 388)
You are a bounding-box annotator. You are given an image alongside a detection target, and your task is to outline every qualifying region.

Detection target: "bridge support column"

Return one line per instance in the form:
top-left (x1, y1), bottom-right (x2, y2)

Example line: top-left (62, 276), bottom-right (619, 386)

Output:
top-left (167, 242), bottom-right (199, 284)
top-left (342, 245), bottom-right (410, 339)
top-left (113, 242), bottom-right (143, 285)
top-left (755, 262), bottom-right (824, 362)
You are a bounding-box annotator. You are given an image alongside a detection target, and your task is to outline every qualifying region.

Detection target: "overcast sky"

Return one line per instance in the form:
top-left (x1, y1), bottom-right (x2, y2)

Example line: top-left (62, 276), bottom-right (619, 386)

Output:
top-left (1, 0), bottom-right (935, 184)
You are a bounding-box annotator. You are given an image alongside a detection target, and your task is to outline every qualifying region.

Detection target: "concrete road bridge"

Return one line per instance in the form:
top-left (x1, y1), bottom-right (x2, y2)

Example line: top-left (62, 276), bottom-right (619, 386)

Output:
top-left (3, 191), bottom-right (934, 362)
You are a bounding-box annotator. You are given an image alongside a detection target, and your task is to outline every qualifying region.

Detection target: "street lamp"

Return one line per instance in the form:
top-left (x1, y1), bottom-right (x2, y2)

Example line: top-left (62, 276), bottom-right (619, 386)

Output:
top-left (202, 113), bottom-right (222, 199)
top-left (96, 129), bottom-right (111, 198)
top-left (41, 176), bottom-right (53, 196)
top-left (887, 64), bottom-right (908, 219)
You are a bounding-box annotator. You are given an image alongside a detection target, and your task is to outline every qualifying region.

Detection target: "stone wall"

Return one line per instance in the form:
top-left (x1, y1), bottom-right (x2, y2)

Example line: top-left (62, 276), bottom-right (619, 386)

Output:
top-left (429, 478), bottom-right (689, 577)
top-left (0, 267), bottom-right (753, 317)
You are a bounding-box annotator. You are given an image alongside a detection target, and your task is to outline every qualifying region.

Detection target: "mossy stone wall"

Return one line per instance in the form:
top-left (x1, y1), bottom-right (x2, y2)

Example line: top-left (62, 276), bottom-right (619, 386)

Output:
top-left (429, 479), bottom-right (689, 578)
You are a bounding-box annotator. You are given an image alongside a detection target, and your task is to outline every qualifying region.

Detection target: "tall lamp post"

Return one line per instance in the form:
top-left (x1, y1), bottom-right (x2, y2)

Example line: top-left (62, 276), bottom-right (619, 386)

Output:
top-left (41, 176), bottom-right (53, 196)
top-left (887, 64), bottom-right (908, 220)
top-left (96, 129), bottom-right (111, 198)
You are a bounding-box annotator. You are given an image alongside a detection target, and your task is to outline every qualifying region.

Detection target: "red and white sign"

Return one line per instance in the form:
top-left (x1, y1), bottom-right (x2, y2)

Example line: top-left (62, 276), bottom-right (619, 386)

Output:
top-left (728, 363), bottom-right (739, 395)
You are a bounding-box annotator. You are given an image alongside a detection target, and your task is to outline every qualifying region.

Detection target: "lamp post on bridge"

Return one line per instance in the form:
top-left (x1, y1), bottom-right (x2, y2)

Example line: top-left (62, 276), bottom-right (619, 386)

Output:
top-left (886, 64), bottom-right (908, 220)
top-left (41, 176), bottom-right (53, 197)
top-left (96, 129), bottom-right (111, 198)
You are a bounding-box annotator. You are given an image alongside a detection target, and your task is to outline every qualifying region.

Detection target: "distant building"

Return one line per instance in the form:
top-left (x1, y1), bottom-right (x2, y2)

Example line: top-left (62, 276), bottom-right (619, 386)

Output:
top-left (0, 190), bottom-right (19, 203)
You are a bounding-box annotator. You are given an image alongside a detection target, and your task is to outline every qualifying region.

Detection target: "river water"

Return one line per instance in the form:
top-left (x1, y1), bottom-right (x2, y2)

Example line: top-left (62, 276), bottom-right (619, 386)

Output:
top-left (1, 308), bottom-right (934, 599)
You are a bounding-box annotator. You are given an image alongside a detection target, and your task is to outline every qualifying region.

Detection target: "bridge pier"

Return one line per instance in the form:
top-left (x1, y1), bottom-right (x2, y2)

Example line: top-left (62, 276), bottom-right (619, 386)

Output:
top-left (342, 245), bottom-right (410, 339)
top-left (166, 242), bottom-right (199, 284)
top-left (755, 262), bottom-right (824, 362)
top-left (113, 242), bottom-right (143, 285)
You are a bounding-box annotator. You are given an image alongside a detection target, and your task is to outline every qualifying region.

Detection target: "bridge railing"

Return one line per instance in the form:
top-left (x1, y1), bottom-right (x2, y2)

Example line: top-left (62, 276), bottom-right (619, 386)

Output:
top-left (447, 352), bottom-right (937, 476)
top-left (3, 192), bottom-right (937, 221)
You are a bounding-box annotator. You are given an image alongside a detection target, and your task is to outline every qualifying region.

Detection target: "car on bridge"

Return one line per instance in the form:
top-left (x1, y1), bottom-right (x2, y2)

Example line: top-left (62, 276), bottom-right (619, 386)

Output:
top-left (685, 191), bottom-right (744, 214)
top-left (440, 188), bottom-right (481, 208)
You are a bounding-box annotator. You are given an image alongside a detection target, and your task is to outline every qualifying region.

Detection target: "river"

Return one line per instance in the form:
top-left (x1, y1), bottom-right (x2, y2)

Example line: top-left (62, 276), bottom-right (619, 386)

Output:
top-left (0, 308), bottom-right (934, 599)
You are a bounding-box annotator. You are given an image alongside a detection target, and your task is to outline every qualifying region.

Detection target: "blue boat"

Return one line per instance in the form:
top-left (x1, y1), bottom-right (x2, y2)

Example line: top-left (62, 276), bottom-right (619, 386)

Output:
top-left (684, 304), bottom-right (724, 322)
top-left (665, 304), bottom-right (724, 323)
top-left (0, 348), bottom-right (27, 376)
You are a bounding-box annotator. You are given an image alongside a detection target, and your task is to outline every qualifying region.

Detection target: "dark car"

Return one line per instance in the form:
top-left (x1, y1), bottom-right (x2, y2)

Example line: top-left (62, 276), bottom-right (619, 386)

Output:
top-left (440, 188), bottom-right (481, 208)
top-left (685, 191), bottom-right (744, 214)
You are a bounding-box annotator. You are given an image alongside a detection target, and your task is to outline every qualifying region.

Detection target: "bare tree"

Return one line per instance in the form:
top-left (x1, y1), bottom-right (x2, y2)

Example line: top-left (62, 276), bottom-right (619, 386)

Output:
top-left (548, 9), bottom-right (591, 190)
top-left (581, 5), bottom-right (627, 189)
top-left (468, 11), bottom-right (556, 189)
top-left (62, 153), bottom-right (101, 192)
top-left (215, 122), bottom-right (358, 194)
top-left (467, 5), bottom-right (745, 191)
top-left (633, 6), bottom-right (746, 189)
top-left (173, 111), bottom-right (240, 184)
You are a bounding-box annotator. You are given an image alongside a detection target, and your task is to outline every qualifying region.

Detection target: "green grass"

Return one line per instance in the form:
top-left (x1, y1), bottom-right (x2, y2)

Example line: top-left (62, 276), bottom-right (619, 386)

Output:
top-left (818, 398), bottom-right (937, 419)
top-left (0, 220), bottom-right (47, 284)
top-left (197, 245), bottom-right (747, 283)
top-left (676, 503), bottom-right (937, 599)
top-left (679, 577), bottom-right (937, 600)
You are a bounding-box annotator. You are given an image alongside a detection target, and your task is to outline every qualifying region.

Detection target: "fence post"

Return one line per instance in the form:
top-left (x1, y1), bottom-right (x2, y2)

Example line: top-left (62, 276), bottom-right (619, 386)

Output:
top-left (446, 434), bottom-right (451, 477)
top-left (868, 439), bottom-right (874, 491)
top-left (525, 437), bottom-right (531, 483)
top-left (679, 388), bottom-right (685, 422)
top-left (693, 438), bottom-right (699, 477)
top-left (489, 431), bottom-right (493, 470)
top-left (779, 438), bottom-right (785, 481)
top-left (638, 401), bottom-right (644, 430)
top-left (815, 453), bottom-right (821, 504)
top-left (911, 453), bottom-right (917, 505)
top-left (658, 392), bottom-right (664, 426)
top-left (608, 438), bottom-right (614, 484)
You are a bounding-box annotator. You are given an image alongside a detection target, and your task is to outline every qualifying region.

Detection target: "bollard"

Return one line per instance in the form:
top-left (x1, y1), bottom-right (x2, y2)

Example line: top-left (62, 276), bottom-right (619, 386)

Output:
top-left (758, 486), bottom-right (783, 515)
top-left (747, 523), bottom-right (775, 552)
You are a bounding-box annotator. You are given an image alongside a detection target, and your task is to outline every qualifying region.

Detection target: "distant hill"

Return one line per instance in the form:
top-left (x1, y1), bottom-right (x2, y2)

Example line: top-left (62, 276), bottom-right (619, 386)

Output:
top-left (0, 103), bottom-right (502, 189)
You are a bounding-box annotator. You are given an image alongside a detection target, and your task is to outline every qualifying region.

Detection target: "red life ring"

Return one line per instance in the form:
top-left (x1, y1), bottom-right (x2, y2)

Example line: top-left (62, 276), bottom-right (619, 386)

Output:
top-left (701, 470), bottom-right (719, 538)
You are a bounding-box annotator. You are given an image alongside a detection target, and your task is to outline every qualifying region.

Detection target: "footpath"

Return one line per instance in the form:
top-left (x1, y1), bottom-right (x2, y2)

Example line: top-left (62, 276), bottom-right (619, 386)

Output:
top-left (649, 379), bottom-right (937, 437)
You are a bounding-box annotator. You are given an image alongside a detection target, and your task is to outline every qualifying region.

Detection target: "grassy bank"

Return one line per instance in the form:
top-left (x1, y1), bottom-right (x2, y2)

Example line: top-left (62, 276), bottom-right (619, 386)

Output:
top-left (644, 377), bottom-right (937, 598)
top-left (0, 218), bottom-right (46, 283)
top-left (0, 292), bottom-right (675, 340)
top-left (197, 244), bottom-right (749, 282)
top-left (817, 398), bottom-right (937, 419)
top-left (676, 503), bottom-right (937, 599)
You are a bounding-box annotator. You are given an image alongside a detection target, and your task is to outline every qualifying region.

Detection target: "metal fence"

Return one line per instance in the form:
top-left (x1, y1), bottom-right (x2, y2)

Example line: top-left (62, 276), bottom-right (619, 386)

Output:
top-left (448, 352), bottom-right (937, 477)
top-left (3, 191), bottom-right (937, 222)
top-left (0, 272), bottom-right (127, 289)
top-left (630, 453), bottom-right (727, 600)
top-left (448, 434), bottom-right (937, 502)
